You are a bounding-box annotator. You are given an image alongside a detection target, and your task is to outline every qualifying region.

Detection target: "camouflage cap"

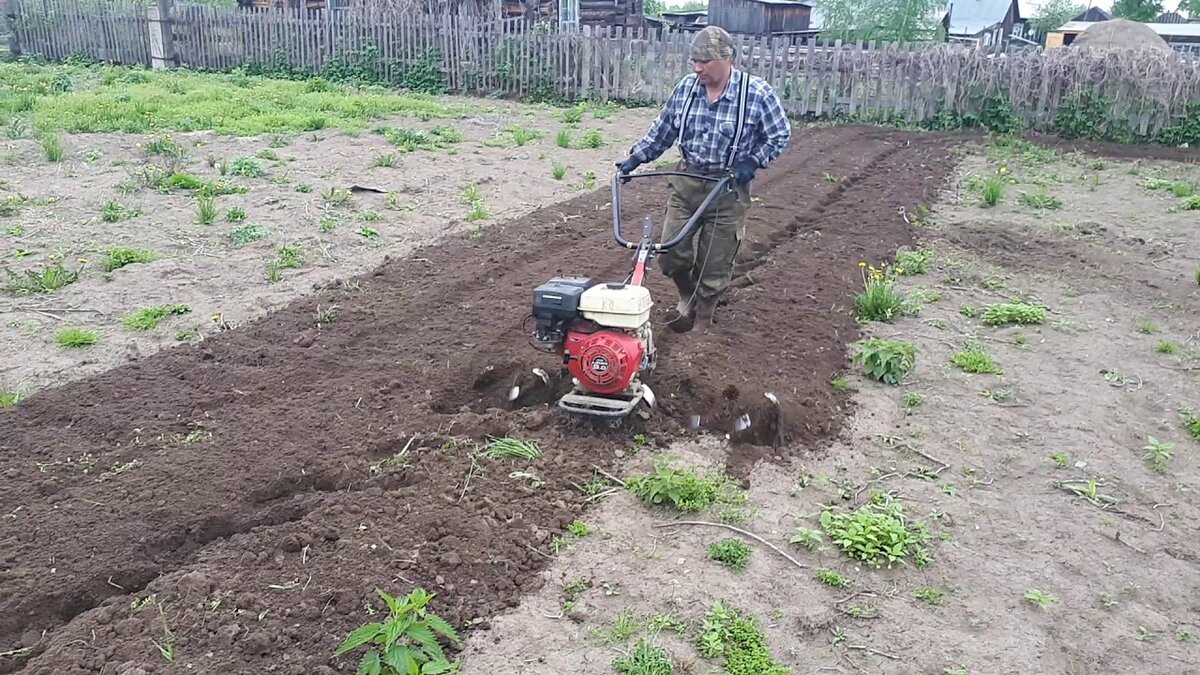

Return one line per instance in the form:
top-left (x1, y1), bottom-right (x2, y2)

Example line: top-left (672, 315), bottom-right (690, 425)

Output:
top-left (690, 25), bottom-right (734, 62)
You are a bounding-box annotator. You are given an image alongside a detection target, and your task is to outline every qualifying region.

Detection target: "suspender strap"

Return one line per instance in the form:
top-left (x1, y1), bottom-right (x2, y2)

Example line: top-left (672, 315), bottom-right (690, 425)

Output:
top-left (723, 70), bottom-right (752, 171)
top-left (677, 77), bottom-right (698, 163)
top-left (675, 71), bottom-right (751, 172)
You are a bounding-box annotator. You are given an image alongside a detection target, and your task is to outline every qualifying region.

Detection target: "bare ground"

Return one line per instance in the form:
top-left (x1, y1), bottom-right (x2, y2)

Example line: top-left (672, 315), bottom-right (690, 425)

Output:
top-left (453, 140), bottom-right (1200, 675)
top-left (0, 98), bottom-right (653, 397)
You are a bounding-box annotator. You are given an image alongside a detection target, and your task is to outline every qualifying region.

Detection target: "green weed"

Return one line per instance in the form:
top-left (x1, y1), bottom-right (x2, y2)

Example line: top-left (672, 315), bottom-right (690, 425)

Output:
top-left (556, 129), bottom-right (571, 148)
top-left (333, 588), bottom-right (459, 675)
top-left (552, 162), bottom-right (567, 180)
top-left (855, 262), bottom-right (905, 322)
top-left (225, 207), bottom-right (247, 222)
top-left (981, 176), bottom-right (1004, 206)
top-left (581, 129), bottom-right (604, 148)
top-left (3, 261), bottom-right (83, 294)
top-left (1181, 411), bottom-right (1200, 442)
top-left (1183, 195), bottom-right (1200, 211)
top-left (229, 223), bottom-right (269, 246)
top-left (40, 132), bottom-right (63, 161)
top-left (852, 338), bottom-right (917, 385)
top-left (56, 327), bottom-right (99, 348)
top-left (196, 194), bottom-right (216, 224)
top-left (951, 344), bottom-right (1002, 374)
top-left (914, 587), bottom-right (945, 605)
top-left (478, 437), bottom-right (540, 460)
top-left (612, 639), bottom-right (674, 675)
top-left (981, 302), bottom-right (1046, 326)
top-left (121, 304), bottom-right (191, 331)
top-left (815, 568), bottom-right (849, 587)
top-left (104, 247), bottom-right (157, 272)
top-left (100, 200), bottom-right (141, 223)
top-left (0, 392), bottom-right (20, 407)
top-left (819, 491), bottom-right (931, 568)
top-left (894, 247), bottom-right (933, 274)
top-left (1143, 436), bottom-right (1173, 473)
top-left (695, 602), bottom-right (788, 675)
top-left (266, 243), bottom-right (305, 282)
top-left (1020, 190), bottom-right (1062, 210)
top-left (707, 538), bottom-right (752, 572)
top-left (789, 527), bottom-right (822, 550)
top-left (1024, 589), bottom-right (1058, 610)
top-left (625, 460), bottom-right (744, 513)
top-left (1156, 340), bottom-right (1179, 354)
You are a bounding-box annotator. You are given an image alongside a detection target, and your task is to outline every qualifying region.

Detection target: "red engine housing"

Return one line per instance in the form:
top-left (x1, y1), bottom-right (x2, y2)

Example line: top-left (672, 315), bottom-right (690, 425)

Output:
top-left (564, 329), bottom-right (645, 395)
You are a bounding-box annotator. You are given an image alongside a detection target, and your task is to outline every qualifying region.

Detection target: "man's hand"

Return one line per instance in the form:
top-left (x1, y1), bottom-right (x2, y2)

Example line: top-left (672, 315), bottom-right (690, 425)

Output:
top-left (616, 158), bottom-right (641, 183)
top-left (731, 159), bottom-right (757, 186)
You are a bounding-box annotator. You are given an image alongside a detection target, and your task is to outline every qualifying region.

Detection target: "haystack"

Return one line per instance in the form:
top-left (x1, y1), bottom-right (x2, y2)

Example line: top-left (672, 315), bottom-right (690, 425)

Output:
top-left (1071, 18), bottom-right (1174, 54)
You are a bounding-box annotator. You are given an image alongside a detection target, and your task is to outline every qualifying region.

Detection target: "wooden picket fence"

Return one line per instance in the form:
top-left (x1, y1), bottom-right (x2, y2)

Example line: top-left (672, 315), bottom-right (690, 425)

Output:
top-left (6, 0), bottom-right (1200, 139)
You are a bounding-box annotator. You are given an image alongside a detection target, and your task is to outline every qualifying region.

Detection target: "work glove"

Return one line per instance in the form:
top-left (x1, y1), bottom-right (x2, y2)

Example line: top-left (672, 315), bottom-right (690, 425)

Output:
top-left (616, 158), bottom-right (641, 182)
top-left (731, 159), bottom-right (757, 186)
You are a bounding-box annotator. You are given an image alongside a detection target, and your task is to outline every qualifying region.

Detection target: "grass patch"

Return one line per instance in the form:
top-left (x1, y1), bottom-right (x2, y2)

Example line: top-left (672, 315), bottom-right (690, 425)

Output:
top-left (56, 327), bottom-right (99, 348)
top-left (0, 392), bottom-right (20, 407)
top-left (104, 247), bottom-right (157, 272)
top-left (820, 491), bottom-right (931, 568)
top-left (1020, 190), bottom-right (1062, 210)
top-left (2, 62), bottom-right (466, 136)
top-left (121, 304), bottom-right (190, 331)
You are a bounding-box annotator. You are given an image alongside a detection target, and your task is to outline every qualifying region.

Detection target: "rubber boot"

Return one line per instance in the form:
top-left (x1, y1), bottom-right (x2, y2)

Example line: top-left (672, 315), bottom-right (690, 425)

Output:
top-left (664, 272), bottom-right (697, 333)
top-left (694, 296), bottom-right (717, 332)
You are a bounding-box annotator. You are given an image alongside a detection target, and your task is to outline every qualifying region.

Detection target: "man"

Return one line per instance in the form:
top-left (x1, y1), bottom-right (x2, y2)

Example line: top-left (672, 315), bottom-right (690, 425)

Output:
top-left (617, 25), bottom-right (791, 332)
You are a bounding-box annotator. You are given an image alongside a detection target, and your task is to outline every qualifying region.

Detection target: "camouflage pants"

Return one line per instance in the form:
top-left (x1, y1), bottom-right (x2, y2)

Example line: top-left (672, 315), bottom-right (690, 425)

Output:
top-left (657, 160), bottom-right (751, 300)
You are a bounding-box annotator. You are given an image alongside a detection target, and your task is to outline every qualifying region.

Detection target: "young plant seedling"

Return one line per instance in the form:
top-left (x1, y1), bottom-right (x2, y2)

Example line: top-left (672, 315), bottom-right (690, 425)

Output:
top-left (852, 338), bottom-right (917, 385)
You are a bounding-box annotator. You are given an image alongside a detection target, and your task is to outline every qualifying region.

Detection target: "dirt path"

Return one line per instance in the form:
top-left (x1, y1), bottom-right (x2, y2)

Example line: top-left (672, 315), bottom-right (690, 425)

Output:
top-left (0, 125), bottom-right (960, 674)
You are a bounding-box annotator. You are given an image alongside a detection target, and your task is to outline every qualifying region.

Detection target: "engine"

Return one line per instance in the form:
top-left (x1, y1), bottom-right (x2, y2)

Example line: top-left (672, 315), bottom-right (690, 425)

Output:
top-left (532, 277), bottom-right (655, 397)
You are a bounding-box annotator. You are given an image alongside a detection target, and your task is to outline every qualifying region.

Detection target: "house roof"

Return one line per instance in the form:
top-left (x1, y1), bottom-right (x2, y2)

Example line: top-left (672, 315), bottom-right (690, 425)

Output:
top-left (1072, 7), bottom-right (1111, 22)
top-left (1057, 20), bottom-right (1200, 38)
top-left (946, 0), bottom-right (1018, 36)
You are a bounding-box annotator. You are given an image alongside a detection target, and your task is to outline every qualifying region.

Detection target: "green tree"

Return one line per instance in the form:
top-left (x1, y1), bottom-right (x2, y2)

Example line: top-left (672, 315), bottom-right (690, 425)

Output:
top-left (1029, 0), bottom-right (1086, 36)
top-left (815, 0), bottom-right (945, 42)
top-left (1110, 0), bottom-right (1164, 21)
top-left (1179, 0), bottom-right (1200, 17)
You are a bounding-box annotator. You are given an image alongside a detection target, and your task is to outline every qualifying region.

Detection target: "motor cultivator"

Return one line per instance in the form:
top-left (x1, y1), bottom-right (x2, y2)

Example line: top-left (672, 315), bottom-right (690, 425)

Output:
top-left (527, 170), bottom-right (732, 418)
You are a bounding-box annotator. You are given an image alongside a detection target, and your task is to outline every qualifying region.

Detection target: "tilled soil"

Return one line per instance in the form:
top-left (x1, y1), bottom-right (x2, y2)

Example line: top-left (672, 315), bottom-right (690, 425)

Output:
top-left (1, 125), bottom-right (962, 674)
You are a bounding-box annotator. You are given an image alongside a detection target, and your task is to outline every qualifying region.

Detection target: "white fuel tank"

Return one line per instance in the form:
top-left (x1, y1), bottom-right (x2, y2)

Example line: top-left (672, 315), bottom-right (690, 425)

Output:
top-left (579, 283), bottom-right (653, 329)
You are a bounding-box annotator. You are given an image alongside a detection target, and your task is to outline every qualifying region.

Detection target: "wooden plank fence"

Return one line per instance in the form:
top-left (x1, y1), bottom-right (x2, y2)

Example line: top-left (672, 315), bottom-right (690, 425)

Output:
top-left (6, 0), bottom-right (1200, 140)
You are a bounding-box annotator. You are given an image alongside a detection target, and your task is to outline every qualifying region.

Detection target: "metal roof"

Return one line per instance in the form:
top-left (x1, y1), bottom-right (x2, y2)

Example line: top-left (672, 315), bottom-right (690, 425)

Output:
top-left (1057, 20), bottom-right (1200, 37)
top-left (946, 0), bottom-right (1017, 36)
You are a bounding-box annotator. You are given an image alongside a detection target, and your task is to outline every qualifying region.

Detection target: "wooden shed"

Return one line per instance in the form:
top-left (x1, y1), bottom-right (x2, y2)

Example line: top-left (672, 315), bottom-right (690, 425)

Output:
top-left (707, 0), bottom-right (812, 36)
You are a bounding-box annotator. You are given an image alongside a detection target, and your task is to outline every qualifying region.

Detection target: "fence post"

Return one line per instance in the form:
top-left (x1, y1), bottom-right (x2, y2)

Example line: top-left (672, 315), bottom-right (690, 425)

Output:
top-left (4, 0), bottom-right (21, 59)
top-left (146, 0), bottom-right (176, 70)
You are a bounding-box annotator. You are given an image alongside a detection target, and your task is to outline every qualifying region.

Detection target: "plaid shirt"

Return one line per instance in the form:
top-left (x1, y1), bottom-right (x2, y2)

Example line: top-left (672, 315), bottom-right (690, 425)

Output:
top-left (628, 69), bottom-right (791, 174)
